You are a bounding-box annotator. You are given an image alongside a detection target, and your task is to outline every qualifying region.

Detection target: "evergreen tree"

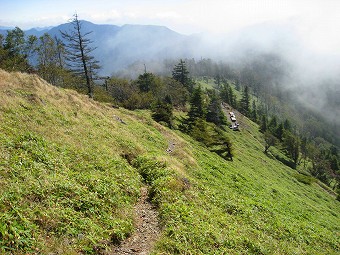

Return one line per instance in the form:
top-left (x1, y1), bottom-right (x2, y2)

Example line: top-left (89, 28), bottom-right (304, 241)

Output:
top-left (235, 78), bottom-right (240, 91)
top-left (188, 86), bottom-right (205, 123)
top-left (239, 86), bottom-right (250, 115)
top-left (189, 118), bottom-right (211, 145)
top-left (283, 119), bottom-right (292, 131)
top-left (283, 131), bottom-right (300, 168)
top-left (206, 90), bottom-right (227, 126)
top-left (220, 83), bottom-right (230, 104)
top-left (172, 59), bottom-right (194, 92)
top-left (275, 122), bottom-right (284, 141)
top-left (214, 71), bottom-right (222, 89)
top-left (260, 115), bottom-right (267, 133)
top-left (162, 77), bottom-right (189, 108)
top-left (137, 72), bottom-right (155, 92)
top-left (180, 86), bottom-right (208, 139)
top-left (251, 100), bottom-right (258, 122)
top-left (268, 116), bottom-right (278, 133)
top-left (4, 27), bottom-right (25, 56)
top-left (151, 96), bottom-right (173, 128)
top-left (60, 13), bottom-right (100, 98)
top-left (228, 86), bottom-right (236, 108)
top-left (1, 27), bottom-right (32, 71)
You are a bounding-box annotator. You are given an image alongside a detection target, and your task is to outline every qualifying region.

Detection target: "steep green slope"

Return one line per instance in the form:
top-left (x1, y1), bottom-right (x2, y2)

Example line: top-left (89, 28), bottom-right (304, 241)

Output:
top-left (0, 70), bottom-right (339, 254)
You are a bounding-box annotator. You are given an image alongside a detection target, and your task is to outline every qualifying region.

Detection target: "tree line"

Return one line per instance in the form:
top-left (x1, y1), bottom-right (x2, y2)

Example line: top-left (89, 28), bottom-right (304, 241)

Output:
top-left (0, 14), bottom-right (98, 98)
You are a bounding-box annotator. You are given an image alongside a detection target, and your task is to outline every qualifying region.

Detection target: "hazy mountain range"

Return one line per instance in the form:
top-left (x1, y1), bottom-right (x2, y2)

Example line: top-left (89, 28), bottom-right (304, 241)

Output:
top-left (1, 21), bottom-right (198, 75)
top-left (1, 20), bottom-right (297, 76)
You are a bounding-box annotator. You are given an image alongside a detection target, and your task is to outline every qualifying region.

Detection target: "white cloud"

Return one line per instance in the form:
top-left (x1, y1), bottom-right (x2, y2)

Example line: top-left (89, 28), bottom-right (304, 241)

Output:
top-left (2, 0), bottom-right (340, 53)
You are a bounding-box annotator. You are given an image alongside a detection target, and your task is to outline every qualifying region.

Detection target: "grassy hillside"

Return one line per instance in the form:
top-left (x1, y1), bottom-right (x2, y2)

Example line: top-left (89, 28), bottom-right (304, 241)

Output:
top-left (0, 70), bottom-right (339, 254)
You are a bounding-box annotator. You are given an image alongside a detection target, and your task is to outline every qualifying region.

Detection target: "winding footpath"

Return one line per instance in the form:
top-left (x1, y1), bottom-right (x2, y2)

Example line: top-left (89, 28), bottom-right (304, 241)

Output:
top-left (112, 187), bottom-right (161, 255)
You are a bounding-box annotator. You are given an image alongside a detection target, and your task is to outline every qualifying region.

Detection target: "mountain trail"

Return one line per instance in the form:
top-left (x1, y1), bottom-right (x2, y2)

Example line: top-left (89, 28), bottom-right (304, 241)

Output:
top-left (111, 187), bottom-right (161, 255)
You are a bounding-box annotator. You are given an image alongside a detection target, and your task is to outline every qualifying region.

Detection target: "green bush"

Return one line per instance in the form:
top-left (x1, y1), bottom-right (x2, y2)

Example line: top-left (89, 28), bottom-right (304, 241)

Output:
top-left (292, 172), bottom-right (316, 185)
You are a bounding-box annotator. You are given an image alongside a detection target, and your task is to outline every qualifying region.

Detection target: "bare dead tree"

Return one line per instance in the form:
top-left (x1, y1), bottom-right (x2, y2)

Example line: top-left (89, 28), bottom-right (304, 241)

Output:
top-left (60, 13), bottom-right (100, 98)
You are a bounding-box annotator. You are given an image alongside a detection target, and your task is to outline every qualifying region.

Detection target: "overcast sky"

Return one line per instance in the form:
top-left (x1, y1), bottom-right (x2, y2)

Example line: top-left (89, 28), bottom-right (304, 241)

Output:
top-left (1, 0), bottom-right (340, 53)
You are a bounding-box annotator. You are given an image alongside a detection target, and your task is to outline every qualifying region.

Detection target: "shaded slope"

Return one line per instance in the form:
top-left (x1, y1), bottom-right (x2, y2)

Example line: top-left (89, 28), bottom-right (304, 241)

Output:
top-left (0, 70), bottom-right (339, 254)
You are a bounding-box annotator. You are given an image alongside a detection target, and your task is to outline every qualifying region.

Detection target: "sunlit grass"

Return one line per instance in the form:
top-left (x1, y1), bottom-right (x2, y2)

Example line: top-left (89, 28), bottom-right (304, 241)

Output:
top-left (0, 70), bottom-right (339, 254)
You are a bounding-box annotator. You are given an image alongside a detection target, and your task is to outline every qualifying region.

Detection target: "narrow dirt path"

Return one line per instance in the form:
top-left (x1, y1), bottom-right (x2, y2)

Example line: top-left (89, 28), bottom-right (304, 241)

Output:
top-left (111, 187), bottom-right (161, 255)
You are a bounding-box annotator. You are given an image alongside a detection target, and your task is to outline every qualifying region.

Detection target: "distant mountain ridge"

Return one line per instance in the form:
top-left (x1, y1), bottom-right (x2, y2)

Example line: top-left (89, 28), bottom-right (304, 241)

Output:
top-left (0, 20), bottom-right (304, 76)
top-left (0, 21), bottom-right (192, 75)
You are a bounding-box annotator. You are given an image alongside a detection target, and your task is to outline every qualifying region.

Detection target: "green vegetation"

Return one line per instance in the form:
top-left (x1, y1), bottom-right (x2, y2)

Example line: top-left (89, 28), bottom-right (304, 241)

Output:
top-left (0, 24), bottom-right (339, 254)
top-left (0, 69), bottom-right (339, 254)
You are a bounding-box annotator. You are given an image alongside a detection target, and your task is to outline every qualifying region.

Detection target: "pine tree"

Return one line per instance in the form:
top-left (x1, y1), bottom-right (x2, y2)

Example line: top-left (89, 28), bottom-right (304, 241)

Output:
top-left (137, 72), bottom-right (155, 92)
top-left (180, 86), bottom-right (207, 137)
top-left (260, 115), bottom-right (267, 133)
top-left (283, 131), bottom-right (300, 168)
top-left (228, 86), bottom-right (236, 107)
top-left (283, 119), bottom-right (292, 131)
top-left (151, 96), bottom-right (173, 128)
top-left (235, 79), bottom-right (240, 91)
top-left (275, 122), bottom-right (284, 141)
top-left (1, 27), bottom-right (32, 72)
top-left (172, 59), bottom-right (194, 92)
top-left (206, 90), bottom-right (227, 126)
top-left (60, 14), bottom-right (100, 98)
top-left (239, 86), bottom-right (250, 115)
top-left (268, 116), bottom-right (278, 133)
top-left (220, 83), bottom-right (230, 104)
top-left (251, 100), bottom-right (258, 122)
top-left (188, 86), bottom-right (205, 123)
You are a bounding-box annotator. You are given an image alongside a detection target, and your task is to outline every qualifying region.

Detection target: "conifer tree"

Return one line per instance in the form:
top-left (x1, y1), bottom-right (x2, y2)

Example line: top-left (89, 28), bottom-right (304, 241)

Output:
top-left (1, 27), bottom-right (32, 71)
top-left (283, 131), bottom-right (300, 168)
top-left (137, 72), bottom-right (155, 92)
top-left (228, 86), bottom-right (236, 107)
top-left (251, 100), bottom-right (258, 122)
top-left (151, 96), bottom-right (173, 128)
top-left (260, 115), bottom-right (267, 133)
top-left (206, 90), bottom-right (227, 126)
top-left (60, 13), bottom-right (100, 98)
top-left (235, 78), bottom-right (240, 91)
top-left (283, 119), bottom-right (292, 131)
top-left (239, 85), bottom-right (250, 115)
top-left (172, 59), bottom-right (194, 92)
top-left (268, 116), bottom-right (278, 133)
top-left (275, 122), bottom-right (284, 141)
top-left (188, 86), bottom-right (205, 123)
top-left (220, 83), bottom-right (230, 104)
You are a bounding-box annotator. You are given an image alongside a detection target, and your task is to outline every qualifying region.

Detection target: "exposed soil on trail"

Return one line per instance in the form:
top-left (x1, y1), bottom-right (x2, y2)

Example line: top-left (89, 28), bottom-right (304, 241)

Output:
top-left (111, 187), bottom-right (161, 255)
